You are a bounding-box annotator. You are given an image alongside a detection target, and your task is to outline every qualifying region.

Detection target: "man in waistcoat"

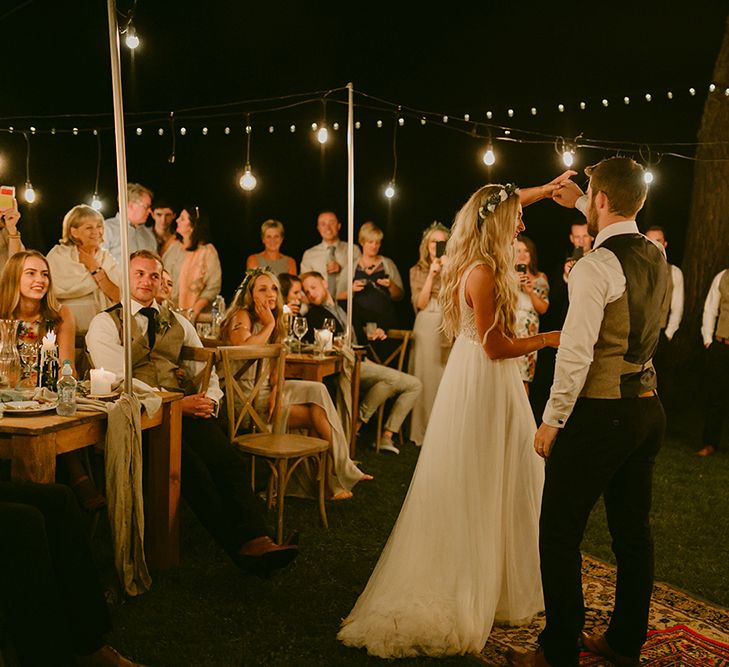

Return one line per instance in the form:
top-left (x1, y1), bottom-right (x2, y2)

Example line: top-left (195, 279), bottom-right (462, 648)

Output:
top-left (696, 267), bottom-right (729, 457)
top-left (508, 158), bottom-right (667, 667)
top-left (86, 250), bottom-right (298, 576)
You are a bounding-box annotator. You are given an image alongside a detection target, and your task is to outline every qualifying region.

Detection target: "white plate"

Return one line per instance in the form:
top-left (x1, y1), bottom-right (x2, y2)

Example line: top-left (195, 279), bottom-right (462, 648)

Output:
top-left (2, 401), bottom-right (58, 415)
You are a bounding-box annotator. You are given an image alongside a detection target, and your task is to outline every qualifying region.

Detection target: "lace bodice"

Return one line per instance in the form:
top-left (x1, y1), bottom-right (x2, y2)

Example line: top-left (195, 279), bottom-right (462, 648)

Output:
top-left (457, 262), bottom-right (484, 343)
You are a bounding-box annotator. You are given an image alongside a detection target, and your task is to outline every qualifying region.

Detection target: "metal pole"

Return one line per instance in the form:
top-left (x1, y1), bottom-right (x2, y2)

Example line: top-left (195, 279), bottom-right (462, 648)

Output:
top-left (346, 83), bottom-right (354, 345)
top-left (106, 0), bottom-right (133, 394)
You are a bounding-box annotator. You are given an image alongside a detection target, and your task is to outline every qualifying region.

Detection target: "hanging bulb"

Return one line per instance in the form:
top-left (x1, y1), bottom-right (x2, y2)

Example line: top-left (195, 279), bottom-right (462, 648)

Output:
top-left (384, 181), bottom-right (396, 199)
top-left (482, 144), bottom-right (496, 166)
top-left (91, 193), bottom-right (103, 211)
top-left (562, 150), bottom-right (574, 168)
top-left (643, 170), bottom-right (654, 185)
top-left (125, 23), bottom-right (140, 49)
top-left (317, 125), bottom-right (329, 144)
top-left (23, 181), bottom-right (36, 204)
top-left (239, 166), bottom-right (257, 191)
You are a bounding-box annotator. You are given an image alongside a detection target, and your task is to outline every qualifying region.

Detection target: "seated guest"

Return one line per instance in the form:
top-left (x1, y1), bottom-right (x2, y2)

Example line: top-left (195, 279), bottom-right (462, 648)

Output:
top-left (0, 194), bottom-right (23, 274)
top-left (174, 205), bottom-right (222, 323)
top-left (0, 481), bottom-right (146, 666)
top-left (246, 219), bottom-right (297, 275)
top-left (300, 271), bottom-right (422, 455)
top-left (300, 210), bottom-right (360, 303)
top-left (157, 268), bottom-right (175, 309)
top-left (219, 268), bottom-right (371, 500)
top-left (152, 198), bottom-right (185, 289)
top-left (102, 182), bottom-right (156, 266)
top-left (47, 204), bottom-right (121, 333)
top-left (86, 250), bottom-right (298, 575)
top-left (278, 272), bottom-right (306, 316)
top-left (0, 250), bottom-right (105, 512)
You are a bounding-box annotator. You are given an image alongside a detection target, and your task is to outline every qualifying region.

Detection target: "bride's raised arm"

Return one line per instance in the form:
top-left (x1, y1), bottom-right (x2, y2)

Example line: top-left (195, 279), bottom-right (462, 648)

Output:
top-left (467, 264), bottom-right (559, 360)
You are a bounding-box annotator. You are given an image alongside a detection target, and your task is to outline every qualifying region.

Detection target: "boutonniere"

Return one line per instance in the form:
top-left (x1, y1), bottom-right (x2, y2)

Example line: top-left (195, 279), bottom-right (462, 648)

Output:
top-left (157, 304), bottom-right (173, 335)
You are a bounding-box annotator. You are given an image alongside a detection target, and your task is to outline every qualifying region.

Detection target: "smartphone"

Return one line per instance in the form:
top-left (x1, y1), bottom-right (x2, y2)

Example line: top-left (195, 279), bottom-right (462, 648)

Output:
top-left (435, 240), bottom-right (447, 258)
top-left (515, 263), bottom-right (527, 274)
top-left (0, 185), bottom-right (15, 210)
top-left (568, 246), bottom-right (584, 261)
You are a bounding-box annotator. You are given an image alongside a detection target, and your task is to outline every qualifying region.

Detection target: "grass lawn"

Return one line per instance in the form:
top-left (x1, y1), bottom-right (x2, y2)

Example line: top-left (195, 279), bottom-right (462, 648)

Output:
top-left (102, 379), bottom-right (729, 666)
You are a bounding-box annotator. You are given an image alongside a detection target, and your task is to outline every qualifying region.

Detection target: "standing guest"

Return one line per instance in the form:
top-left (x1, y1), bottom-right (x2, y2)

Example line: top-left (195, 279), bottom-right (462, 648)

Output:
top-left (644, 226), bottom-right (683, 342)
top-left (102, 182), bottom-right (157, 266)
top-left (152, 198), bottom-right (185, 288)
top-left (220, 268), bottom-right (371, 500)
top-left (352, 221), bottom-right (404, 333)
top-left (86, 250), bottom-right (298, 576)
top-left (696, 266), bottom-right (729, 457)
top-left (47, 205), bottom-right (121, 334)
top-left (174, 205), bottom-right (222, 323)
top-left (246, 219), bottom-right (297, 275)
top-left (278, 272), bottom-right (306, 317)
top-left (0, 481), bottom-right (147, 667)
top-left (0, 195), bottom-right (23, 273)
top-left (510, 158), bottom-right (667, 667)
top-left (407, 221), bottom-right (451, 446)
top-left (300, 210), bottom-right (361, 303)
top-left (301, 271), bottom-right (422, 455)
top-left (0, 250), bottom-right (106, 511)
top-left (514, 234), bottom-right (550, 395)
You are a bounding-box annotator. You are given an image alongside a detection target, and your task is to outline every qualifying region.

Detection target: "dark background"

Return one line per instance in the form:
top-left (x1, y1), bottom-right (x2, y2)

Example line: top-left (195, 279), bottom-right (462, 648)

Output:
top-left (1, 0), bottom-right (727, 323)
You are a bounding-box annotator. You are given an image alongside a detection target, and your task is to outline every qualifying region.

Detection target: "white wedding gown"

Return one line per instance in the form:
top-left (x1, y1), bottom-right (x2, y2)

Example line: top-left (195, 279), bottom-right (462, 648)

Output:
top-left (337, 262), bottom-right (544, 658)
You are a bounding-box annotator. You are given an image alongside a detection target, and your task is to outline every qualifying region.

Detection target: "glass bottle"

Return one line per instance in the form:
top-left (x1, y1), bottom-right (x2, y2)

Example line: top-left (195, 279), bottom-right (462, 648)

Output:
top-left (0, 319), bottom-right (21, 391)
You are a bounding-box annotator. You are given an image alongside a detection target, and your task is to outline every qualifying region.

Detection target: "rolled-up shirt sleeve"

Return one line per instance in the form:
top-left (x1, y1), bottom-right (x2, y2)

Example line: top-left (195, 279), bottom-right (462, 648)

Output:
top-left (701, 271), bottom-right (724, 345)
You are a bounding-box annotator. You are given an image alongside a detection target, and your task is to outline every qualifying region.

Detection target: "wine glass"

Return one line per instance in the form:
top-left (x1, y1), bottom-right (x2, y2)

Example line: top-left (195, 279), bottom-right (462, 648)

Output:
top-left (322, 317), bottom-right (337, 334)
top-left (292, 316), bottom-right (308, 353)
top-left (18, 340), bottom-right (39, 390)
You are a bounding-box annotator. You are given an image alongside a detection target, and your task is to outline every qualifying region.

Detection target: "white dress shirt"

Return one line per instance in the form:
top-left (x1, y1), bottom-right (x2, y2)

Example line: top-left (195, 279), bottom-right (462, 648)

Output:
top-left (664, 264), bottom-right (684, 341)
top-left (543, 220), bottom-right (655, 428)
top-left (300, 239), bottom-right (361, 296)
top-left (701, 270), bottom-right (727, 345)
top-left (86, 299), bottom-right (223, 404)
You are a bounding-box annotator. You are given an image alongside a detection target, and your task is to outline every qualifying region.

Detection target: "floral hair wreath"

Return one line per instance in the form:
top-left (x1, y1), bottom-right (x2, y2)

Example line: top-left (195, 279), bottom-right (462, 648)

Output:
top-left (234, 267), bottom-right (267, 298)
top-left (477, 183), bottom-right (519, 220)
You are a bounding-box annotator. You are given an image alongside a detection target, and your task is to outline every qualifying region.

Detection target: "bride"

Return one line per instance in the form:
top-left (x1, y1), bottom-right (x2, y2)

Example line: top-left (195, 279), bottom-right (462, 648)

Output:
top-left (337, 177), bottom-right (566, 658)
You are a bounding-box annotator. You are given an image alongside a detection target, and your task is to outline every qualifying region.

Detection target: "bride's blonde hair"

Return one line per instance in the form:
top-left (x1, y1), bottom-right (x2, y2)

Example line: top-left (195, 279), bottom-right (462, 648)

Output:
top-left (440, 184), bottom-right (520, 340)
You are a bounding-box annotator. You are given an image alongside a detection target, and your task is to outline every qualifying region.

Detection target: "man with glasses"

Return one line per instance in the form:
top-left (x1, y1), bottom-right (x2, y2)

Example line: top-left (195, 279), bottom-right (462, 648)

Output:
top-left (103, 182), bottom-right (158, 265)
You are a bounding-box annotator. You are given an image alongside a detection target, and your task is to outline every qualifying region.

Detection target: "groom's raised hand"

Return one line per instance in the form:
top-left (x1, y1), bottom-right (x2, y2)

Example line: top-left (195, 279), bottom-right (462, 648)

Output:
top-left (534, 422), bottom-right (559, 459)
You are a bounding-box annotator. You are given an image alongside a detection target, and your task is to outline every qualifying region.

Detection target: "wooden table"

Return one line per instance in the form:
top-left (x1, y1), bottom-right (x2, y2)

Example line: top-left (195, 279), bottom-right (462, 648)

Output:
top-left (0, 391), bottom-right (183, 571)
top-left (284, 352), bottom-right (342, 382)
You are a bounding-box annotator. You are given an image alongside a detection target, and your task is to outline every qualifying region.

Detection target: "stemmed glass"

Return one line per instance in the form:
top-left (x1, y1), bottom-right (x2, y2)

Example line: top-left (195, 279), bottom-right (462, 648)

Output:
top-left (18, 340), bottom-right (40, 390)
top-left (322, 318), bottom-right (337, 335)
top-left (292, 316), bottom-right (308, 354)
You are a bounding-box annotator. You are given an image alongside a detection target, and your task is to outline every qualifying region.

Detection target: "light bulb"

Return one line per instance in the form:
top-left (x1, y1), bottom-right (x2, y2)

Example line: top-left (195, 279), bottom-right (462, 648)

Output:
top-left (317, 126), bottom-right (328, 144)
top-left (91, 194), bottom-right (103, 211)
top-left (384, 182), bottom-right (396, 199)
top-left (239, 166), bottom-right (257, 191)
top-left (643, 170), bottom-right (654, 185)
top-left (125, 25), bottom-right (140, 49)
top-left (483, 147), bottom-right (495, 166)
top-left (24, 182), bottom-right (36, 204)
top-left (562, 151), bottom-right (574, 168)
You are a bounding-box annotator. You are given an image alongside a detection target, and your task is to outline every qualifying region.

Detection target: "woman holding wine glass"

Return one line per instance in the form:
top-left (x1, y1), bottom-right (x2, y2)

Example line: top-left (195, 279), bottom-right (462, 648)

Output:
top-left (219, 268), bottom-right (372, 500)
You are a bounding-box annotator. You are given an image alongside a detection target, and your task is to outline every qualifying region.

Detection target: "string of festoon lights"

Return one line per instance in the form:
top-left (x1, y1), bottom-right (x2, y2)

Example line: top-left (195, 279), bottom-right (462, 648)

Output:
top-left (2, 77), bottom-right (728, 208)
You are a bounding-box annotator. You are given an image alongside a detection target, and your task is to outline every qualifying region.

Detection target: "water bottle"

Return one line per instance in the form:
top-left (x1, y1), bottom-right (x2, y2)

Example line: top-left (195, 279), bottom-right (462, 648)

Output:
top-left (211, 294), bottom-right (225, 338)
top-left (56, 359), bottom-right (77, 416)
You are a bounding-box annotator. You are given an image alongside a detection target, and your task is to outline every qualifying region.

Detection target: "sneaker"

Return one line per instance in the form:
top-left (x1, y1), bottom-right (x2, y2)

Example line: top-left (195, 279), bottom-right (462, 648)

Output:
top-left (378, 436), bottom-right (400, 455)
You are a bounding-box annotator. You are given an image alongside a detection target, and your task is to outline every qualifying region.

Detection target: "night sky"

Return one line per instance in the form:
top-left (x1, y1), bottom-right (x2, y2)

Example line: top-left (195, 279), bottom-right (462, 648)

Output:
top-left (2, 0), bottom-right (728, 312)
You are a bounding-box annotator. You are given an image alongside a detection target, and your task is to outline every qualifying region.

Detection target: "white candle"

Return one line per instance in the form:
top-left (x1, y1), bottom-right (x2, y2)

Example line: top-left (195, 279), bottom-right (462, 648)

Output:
top-left (90, 368), bottom-right (113, 396)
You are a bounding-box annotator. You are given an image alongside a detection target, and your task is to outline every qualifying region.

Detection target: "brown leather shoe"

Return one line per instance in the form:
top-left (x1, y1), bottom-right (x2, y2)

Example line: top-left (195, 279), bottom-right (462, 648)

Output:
top-left (235, 535), bottom-right (298, 577)
top-left (505, 647), bottom-right (553, 667)
top-left (581, 633), bottom-right (639, 667)
top-left (696, 445), bottom-right (716, 457)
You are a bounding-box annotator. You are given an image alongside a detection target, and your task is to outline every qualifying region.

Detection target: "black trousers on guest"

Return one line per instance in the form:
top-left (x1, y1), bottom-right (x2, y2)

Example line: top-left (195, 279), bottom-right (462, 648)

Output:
top-left (538, 396), bottom-right (665, 667)
top-left (0, 482), bottom-right (111, 666)
top-left (180, 417), bottom-right (268, 557)
top-left (702, 341), bottom-right (729, 449)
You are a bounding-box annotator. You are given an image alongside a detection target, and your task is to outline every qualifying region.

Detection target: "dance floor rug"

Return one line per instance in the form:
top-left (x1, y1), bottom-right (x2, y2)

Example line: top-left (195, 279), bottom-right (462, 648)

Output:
top-left (478, 554), bottom-right (729, 666)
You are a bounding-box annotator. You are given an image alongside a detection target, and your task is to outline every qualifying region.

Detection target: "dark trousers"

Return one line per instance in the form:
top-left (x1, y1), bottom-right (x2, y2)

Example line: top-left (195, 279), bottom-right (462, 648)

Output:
top-left (702, 341), bottom-right (729, 449)
top-left (180, 417), bottom-right (268, 556)
top-left (538, 396), bottom-right (665, 667)
top-left (0, 482), bottom-right (111, 666)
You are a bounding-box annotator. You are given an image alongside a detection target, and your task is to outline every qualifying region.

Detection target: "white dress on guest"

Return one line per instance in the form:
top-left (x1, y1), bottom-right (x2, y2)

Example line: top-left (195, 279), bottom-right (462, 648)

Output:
top-left (337, 262), bottom-right (544, 657)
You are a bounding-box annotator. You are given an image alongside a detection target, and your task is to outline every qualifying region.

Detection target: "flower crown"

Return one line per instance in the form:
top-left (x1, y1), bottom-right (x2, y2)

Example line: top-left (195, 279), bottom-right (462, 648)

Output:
top-left (477, 183), bottom-right (519, 220)
top-left (234, 267), bottom-right (267, 298)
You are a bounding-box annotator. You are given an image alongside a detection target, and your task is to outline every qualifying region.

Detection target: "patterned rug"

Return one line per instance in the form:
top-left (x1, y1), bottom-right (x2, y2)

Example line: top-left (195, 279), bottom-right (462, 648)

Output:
top-left (478, 554), bottom-right (729, 666)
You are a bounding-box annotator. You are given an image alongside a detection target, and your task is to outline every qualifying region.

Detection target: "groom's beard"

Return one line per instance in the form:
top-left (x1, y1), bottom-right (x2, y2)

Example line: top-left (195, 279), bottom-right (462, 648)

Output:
top-left (586, 198), bottom-right (599, 238)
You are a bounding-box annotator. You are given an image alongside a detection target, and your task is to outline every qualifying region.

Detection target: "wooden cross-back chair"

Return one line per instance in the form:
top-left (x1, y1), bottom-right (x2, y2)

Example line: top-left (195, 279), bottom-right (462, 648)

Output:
top-left (218, 343), bottom-right (329, 543)
top-left (367, 329), bottom-right (413, 452)
top-left (179, 345), bottom-right (217, 393)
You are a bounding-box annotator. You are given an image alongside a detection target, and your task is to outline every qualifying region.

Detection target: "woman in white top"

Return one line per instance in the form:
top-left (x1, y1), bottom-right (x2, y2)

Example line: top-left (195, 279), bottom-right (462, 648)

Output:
top-left (47, 205), bottom-right (121, 334)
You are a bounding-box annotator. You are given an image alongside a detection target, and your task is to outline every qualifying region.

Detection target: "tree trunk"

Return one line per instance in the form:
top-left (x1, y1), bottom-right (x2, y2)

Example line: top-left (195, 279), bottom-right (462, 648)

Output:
top-left (677, 15), bottom-right (729, 362)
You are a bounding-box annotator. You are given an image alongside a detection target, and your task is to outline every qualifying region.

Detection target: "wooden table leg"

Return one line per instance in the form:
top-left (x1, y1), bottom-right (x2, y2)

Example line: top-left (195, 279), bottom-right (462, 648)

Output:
top-left (145, 398), bottom-right (182, 570)
top-left (9, 434), bottom-right (56, 483)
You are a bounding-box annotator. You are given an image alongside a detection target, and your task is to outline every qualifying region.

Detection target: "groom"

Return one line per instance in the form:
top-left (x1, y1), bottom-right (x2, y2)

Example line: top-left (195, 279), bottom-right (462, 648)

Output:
top-left (508, 157), bottom-right (667, 667)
